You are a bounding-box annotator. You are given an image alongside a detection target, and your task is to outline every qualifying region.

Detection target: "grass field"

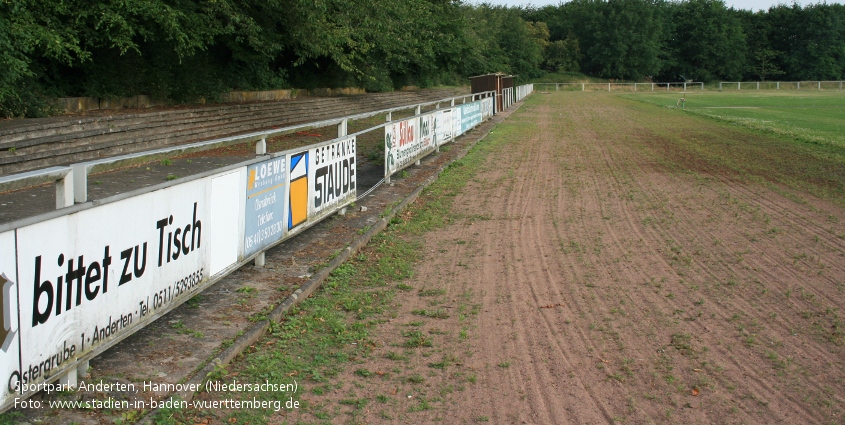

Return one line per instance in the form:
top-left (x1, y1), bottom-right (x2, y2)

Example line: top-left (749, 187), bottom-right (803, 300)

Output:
top-left (624, 91), bottom-right (845, 149)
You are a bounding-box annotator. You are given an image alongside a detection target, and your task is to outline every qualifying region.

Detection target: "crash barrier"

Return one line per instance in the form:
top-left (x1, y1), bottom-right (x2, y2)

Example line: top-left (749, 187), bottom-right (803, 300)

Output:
top-left (0, 84), bottom-right (532, 411)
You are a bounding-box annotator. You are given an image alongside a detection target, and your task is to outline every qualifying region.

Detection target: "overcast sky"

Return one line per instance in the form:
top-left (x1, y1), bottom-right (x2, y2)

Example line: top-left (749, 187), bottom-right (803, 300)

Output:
top-left (473, 0), bottom-right (840, 12)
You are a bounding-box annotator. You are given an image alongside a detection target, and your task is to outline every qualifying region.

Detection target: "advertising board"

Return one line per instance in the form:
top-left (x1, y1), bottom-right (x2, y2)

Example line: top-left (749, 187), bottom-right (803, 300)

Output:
top-left (310, 136), bottom-right (357, 218)
top-left (8, 170), bottom-right (241, 399)
top-left (244, 157), bottom-right (287, 258)
top-left (385, 118), bottom-right (421, 176)
top-left (434, 109), bottom-right (453, 147)
top-left (459, 101), bottom-right (482, 135)
top-left (0, 230), bottom-right (19, 407)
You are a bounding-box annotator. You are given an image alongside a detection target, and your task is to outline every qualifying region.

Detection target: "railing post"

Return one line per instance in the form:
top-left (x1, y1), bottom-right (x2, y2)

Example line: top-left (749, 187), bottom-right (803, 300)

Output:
top-left (777, 82), bottom-right (780, 89)
top-left (684, 82), bottom-right (687, 90)
top-left (77, 360), bottom-right (89, 379)
top-left (556, 83), bottom-right (559, 91)
top-left (59, 367), bottom-right (78, 391)
top-left (666, 83), bottom-right (669, 91)
top-left (56, 169), bottom-right (74, 209)
top-left (256, 137), bottom-right (267, 155)
top-left (719, 82), bottom-right (722, 90)
top-left (254, 252), bottom-right (265, 268)
top-left (608, 83), bottom-right (611, 92)
top-left (757, 82), bottom-right (760, 90)
top-left (582, 83), bottom-right (585, 91)
top-left (337, 119), bottom-right (348, 137)
top-left (386, 111), bottom-right (392, 122)
top-left (798, 81), bottom-right (801, 89)
top-left (819, 81), bottom-right (821, 90)
top-left (652, 83), bottom-right (654, 91)
top-left (415, 105), bottom-right (421, 115)
top-left (73, 163), bottom-right (87, 203)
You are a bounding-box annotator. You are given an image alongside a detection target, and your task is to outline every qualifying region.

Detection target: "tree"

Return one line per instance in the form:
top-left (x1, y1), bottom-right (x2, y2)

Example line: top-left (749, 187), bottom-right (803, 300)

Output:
top-left (545, 32), bottom-right (582, 72)
top-left (662, 0), bottom-right (746, 81)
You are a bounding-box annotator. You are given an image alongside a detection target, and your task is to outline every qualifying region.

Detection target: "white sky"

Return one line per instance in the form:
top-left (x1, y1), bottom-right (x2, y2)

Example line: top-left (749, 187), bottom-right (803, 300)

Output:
top-left (474, 0), bottom-right (841, 13)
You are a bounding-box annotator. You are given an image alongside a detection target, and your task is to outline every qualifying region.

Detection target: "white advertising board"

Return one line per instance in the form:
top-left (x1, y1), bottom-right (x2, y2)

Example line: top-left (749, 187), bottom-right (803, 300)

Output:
top-left (452, 107), bottom-right (462, 137)
top-left (11, 176), bottom-right (221, 393)
top-left (419, 114), bottom-right (435, 153)
top-left (481, 97), bottom-right (494, 120)
top-left (310, 137), bottom-right (356, 218)
top-left (385, 118), bottom-right (421, 176)
top-left (209, 171), bottom-right (243, 276)
top-left (0, 230), bottom-right (20, 407)
top-left (434, 109), bottom-right (453, 147)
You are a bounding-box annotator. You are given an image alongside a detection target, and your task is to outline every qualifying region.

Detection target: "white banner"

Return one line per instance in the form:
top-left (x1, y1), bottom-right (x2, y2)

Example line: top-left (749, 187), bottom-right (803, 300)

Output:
top-left (385, 118), bottom-right (421, 176)
top-left (452, 107), bottom-right (463, 137)
top-left (310, 137), bottom-right (356, 217)
top-left (419, 114), bottom-right (435, 153)
top-left (481, 97), bottom-right (494, 120)
top-left (434, 109), bottom-right (453, 147)
top-left (0, 230), bottom-right (19, 407)
top-left (11, 174), bottom-right (236, 393)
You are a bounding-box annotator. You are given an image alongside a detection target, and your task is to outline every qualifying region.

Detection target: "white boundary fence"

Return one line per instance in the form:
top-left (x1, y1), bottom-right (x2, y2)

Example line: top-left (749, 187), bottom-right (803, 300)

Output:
top-left (0, 85), bottom-right (533, 411)
top-left (535, 82), bottom-right (704, 92)
top-left (719, 81), bottom-right (845, 90)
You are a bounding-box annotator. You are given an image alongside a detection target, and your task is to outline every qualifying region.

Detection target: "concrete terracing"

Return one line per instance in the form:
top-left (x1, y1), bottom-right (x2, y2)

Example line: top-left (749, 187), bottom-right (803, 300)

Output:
top-left (0, 88), bottom-right (467, 176)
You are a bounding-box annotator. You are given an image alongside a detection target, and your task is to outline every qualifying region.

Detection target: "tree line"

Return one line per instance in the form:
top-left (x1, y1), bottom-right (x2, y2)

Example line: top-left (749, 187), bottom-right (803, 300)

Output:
top-left (525, 0), bottom-right (845, 83)
top-left (2, 0), bottom-right (843, 117)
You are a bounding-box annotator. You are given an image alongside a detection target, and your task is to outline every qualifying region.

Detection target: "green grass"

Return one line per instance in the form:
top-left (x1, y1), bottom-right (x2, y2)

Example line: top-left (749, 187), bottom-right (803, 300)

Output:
top-left (612, 91), bottom-right (845, 203)
top-left (626, 91), bottom-right (845, 149)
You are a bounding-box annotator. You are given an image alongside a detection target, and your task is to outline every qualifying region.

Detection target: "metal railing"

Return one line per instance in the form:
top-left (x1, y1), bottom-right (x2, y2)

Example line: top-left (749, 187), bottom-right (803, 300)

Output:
top-left (535, 82), bottom-right (704, 92)
top-left (1, 91), bottom-right (498, 208)
top-left (719, 81), bottom-right (845, 90)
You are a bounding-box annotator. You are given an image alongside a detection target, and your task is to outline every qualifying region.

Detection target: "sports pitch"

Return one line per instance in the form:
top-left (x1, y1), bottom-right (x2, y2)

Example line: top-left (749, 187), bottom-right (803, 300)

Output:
top-left (625, 91), bottom-right (845, 148)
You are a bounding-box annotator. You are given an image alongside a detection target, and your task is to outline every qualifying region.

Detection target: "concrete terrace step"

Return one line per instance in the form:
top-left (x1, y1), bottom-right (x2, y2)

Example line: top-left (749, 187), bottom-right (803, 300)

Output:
top-left (0, 88), bottom-right (466, 175)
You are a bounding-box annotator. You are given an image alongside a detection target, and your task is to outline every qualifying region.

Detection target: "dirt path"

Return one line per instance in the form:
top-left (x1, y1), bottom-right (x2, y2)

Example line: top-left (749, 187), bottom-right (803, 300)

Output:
top-left (289, 92), bottom-right (845, 424)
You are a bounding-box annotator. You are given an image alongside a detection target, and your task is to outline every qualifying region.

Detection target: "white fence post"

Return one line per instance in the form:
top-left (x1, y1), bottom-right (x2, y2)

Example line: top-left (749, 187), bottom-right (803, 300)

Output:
top-left (56, 169), bottom-right (74, 209)
top-left (256, 137), bottom-right (267, 155)
top-left (777, 82), bottom-right (780, 89)
top-left (582, 83), bottom-right (585, 91)
top-left (338, 119), bottom-right (348, 137)
top-left (757, 82), bottom-right (760, 90)
top-left (73, 163), bottom-right (87, 203)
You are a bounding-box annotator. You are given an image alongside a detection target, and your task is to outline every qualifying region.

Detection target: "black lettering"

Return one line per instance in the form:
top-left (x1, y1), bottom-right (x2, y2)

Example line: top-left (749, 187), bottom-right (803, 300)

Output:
top-left (134, 243), bottom-right (147, 278)
top-left (156, 218), bottom-right (168, 267)
top-left (102, 246), bottom-right (111, 293)
top-left (182, 225), bottom-right (191, 255)
top-left (85, 262), bottom-right (101, 301)
top-left (73, 255), bottom-right (85, 307)
top-left (327, 163), bottom-right (335, 201)
top-left (119, 248), bottom-right (132, 285)
top-left (32, 256), bottom-right (53, 326)
top-left (192, 203), bottom-right (202, 251)
top-left (314, 167), bottom-right (327, 207)
top-left (349, 157), bottom-right (356, 190)
top-left (172, 228), bottom-right (181, 260)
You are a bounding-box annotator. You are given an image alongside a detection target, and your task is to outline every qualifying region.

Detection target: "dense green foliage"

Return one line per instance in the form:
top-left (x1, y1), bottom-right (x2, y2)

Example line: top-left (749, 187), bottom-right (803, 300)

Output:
top-left (525, 0), bottom-right (845, 82)
top-left (2, 0), bottom-right (844, 117)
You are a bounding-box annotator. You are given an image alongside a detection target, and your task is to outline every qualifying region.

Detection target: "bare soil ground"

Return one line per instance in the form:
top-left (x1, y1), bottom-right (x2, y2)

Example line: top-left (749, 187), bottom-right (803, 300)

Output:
top-left (263, 92), bottom-right (845, 424)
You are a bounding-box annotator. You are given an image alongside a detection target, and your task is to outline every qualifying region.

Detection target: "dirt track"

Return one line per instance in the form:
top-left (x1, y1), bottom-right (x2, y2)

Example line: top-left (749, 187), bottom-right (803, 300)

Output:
top-left (290, 92), bottom-right (845, 424)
